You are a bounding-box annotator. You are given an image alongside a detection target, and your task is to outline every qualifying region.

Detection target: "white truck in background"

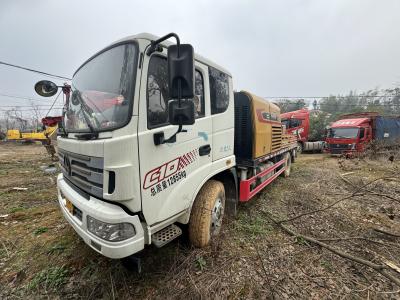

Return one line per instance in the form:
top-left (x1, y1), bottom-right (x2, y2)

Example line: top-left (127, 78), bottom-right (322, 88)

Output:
top-left (35, 33), bottom-right (297, 267)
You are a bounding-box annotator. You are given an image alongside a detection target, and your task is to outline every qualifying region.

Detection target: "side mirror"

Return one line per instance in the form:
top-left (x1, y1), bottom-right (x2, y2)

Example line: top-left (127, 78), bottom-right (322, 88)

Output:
top-left (167, 44), bottom-right (195, 99)
top-left (168, 99), bottom-right (195, 125)
top-left (149, 33), bottom-right (196, 144)
top-left (34, 80), bottom-right (58, 97)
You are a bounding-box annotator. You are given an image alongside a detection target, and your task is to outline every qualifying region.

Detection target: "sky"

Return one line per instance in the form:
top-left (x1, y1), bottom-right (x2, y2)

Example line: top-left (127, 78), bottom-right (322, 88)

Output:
top-left (1, 0), bottom-right (400, 118)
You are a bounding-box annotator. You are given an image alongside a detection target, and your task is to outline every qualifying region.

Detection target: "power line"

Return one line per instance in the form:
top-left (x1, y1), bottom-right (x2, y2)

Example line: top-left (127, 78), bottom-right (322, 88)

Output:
top-left (317, 104), bottom-right (400, 107)
top-left (0, 104), bottom-right (63, 108)
top-left (45, 90), bottom-right (62, 117)
top-left (0, 107), bottom-right (63, 112)
top-left (0, 92), bottom-right (63, 104)
top-left (265, 95), bottom-right (397, 99)
top-left (0, 61), bottom-right (71, 80)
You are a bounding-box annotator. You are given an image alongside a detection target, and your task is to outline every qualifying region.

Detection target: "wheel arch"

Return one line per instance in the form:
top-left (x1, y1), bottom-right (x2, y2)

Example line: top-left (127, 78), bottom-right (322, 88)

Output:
top-left (178, 166), bottom-right (239, 224)
top-left (211, 168), bottom-right (238, 217)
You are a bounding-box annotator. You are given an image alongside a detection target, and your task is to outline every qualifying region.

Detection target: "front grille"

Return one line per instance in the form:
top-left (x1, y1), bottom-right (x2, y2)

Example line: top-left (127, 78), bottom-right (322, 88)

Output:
top-left (59, 149), bottom-right (104, 199)
top-left (329, 143), bottom-right (351, 149)
top-left (329, 143), bottom-right (351, 155)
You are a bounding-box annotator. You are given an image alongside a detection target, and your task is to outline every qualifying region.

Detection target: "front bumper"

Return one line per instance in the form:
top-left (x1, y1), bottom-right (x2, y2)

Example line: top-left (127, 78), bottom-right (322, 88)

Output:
top-left (57, 174), bottom-right (145, 259)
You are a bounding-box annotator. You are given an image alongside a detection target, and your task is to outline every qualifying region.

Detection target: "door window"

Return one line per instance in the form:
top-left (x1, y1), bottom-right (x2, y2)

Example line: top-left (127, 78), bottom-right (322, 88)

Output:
top-left (209, 66), bottom-right (230, 115)
top-left (359, 128), bottom-right (365, 139)
top-left (147, 55), bottom-right (205, 128)
top-left (290, 119), bottom-right (302, 128)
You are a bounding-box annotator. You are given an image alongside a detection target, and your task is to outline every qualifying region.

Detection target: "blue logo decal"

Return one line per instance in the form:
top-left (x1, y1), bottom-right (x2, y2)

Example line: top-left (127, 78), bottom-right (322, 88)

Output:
top-left (198, 132), bottom-right (208, 141)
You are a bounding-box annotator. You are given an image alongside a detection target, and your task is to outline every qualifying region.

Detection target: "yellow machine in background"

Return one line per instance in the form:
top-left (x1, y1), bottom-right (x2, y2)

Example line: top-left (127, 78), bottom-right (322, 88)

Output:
top-left (6, 116), bottom-right (61, 159)
top-left (6, 125), bottom-right (57, 142)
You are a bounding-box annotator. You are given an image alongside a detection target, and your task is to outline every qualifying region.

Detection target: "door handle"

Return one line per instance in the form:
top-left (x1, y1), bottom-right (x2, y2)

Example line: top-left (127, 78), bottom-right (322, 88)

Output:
top-left (199, 144), bottom-right (211, 156)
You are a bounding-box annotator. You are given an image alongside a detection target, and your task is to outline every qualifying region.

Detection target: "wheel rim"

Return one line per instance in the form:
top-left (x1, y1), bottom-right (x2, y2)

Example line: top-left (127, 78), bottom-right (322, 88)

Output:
top-left (211, 197), bottom-right (223, 235)
top-left (297, 144), bottom-right (302, 153)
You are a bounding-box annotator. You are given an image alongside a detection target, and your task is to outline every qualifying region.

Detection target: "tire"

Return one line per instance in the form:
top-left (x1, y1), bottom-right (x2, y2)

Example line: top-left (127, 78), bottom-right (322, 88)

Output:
top-left (189, 180), bottom-right (225, 248)
top-left (291, 149), bottom-right (296, 163)
top-left (280, 153), bottom-right (291, 178)
top-left (297, 142), bottom-right (303, 154)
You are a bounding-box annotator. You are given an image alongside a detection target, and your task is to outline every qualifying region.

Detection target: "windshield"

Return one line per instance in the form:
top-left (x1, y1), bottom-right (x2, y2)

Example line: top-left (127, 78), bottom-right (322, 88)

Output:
top-left (282, 119), bottom-right (289, 128)
top-left (65, 43), bottom-right (137, 132)
top-left (281, 118), bottom-right (302, 129)
top-left (328, 127), bottom-right (359, 139)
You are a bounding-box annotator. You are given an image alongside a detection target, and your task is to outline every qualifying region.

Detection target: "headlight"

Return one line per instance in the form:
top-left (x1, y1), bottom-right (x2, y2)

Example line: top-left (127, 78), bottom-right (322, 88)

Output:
top-left (87, 216), bottom-right (135, 242)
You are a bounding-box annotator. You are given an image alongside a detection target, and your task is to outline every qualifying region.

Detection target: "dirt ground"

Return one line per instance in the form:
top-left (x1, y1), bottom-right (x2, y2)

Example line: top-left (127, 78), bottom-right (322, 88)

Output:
top-left (1, 142), bottom-right (400, 299)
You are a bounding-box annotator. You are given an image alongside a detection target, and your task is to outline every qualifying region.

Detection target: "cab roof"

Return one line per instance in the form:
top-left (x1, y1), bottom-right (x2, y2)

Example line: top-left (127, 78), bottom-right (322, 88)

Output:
top-left (113, 33), bottom-right (232, 77)
top-left (331, 118), bottom-right (370, 128)
top-left (281, 108), bottom-right (309, 119)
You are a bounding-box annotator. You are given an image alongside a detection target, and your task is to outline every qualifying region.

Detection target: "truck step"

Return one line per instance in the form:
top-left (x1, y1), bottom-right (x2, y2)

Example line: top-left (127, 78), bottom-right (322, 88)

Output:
top-left (152, 224), bottom-right (182, 248)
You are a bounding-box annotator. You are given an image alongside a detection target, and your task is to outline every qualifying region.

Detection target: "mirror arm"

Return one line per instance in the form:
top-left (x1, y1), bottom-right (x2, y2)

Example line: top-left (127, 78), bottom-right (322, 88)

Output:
top-left (146, 32), bottom-right (180, 56)
top-left (61, 84), bottom-right (71, 136)
top-left (162, 124), bottom-right (187, 144)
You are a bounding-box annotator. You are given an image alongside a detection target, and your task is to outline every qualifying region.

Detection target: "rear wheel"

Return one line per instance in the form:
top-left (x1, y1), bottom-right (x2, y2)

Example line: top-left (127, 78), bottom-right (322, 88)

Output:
top-left (281, 153), bottom-right (291, 178)
top-left (291, 149), bottom-right (296, 163)
top-left (297, 142), bottom-right (303, 154)
top-left (189, 180), bottom-right (225, 248)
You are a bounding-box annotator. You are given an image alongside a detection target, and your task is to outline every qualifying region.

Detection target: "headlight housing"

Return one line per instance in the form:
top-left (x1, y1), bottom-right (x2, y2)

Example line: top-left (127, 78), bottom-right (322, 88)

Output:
top-left (87, 216), bottom-right (135, 242)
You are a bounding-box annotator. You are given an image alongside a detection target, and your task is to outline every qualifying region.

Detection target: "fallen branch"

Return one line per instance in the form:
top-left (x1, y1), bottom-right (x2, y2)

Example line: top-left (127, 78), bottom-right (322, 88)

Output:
top-left (373, 228), bottom-right (400, 238)
top-left (317, 236), bottom-right (400, 248)
top-left (262, 210), bottom-right (400, 287)
top-left (280, 176), bottom-right (395, 224)
top-left (279, 192), bottom-right (364, 224)
top-left (339, 175), bottom-right (353, 186)
top-left (341, 172), bottom-right (355, 177)
top-left (384, 261), bottom-right (400, 274)
top-left (340, 175), bottom-right (400, 203)
top-left (339, 175), bottom-right (396, 190)
top-left (366, 191), bottom-right (400, 205)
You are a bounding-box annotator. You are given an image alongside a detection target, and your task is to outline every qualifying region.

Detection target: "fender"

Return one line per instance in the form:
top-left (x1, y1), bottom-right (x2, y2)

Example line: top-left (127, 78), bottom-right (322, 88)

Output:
top-left (217, 167), bottom-right (238, 217)
top-left (177, 156), bottom-right (238, 224)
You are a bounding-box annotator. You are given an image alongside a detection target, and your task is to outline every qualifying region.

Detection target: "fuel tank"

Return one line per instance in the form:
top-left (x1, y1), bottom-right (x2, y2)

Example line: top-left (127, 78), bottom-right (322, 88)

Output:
top-left (234, 91), bottom-right (282, 160)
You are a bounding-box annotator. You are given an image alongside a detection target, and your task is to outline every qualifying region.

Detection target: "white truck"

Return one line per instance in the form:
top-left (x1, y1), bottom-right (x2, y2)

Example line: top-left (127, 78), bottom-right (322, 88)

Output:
top-left (35, 33), bottom-right (297, 265)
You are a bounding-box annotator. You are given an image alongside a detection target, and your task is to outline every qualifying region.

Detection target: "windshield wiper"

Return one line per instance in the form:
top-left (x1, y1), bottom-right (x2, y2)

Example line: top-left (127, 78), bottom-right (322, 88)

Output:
top-left (72, 91), bottom-right (99, 140)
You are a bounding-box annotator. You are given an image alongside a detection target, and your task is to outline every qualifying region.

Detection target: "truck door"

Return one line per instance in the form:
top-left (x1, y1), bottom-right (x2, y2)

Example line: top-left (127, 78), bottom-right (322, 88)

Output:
top-left (137, 52), bottom-right (212, 226)
top-left (358, 127), bottom-right (367, 151)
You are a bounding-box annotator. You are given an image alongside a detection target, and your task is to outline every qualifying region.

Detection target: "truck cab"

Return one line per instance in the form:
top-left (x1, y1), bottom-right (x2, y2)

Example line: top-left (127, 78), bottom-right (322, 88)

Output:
top-left (281, 108), bottom-right (310, 144)
top-left (34, 33), bottom-right (297, 262)
top-left (281, 108), bottom-right (324, 152)
top-left (53, 33), bottom-right (235, 258)
top-left (326, 118), bottom-right (372, 155)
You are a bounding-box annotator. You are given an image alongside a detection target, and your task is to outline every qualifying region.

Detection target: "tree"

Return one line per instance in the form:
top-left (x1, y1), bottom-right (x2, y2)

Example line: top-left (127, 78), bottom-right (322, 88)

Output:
top-left (318, 87), bottom-right (400, 119)
top-left (276, 99), bottom-right (306, 113)
top-left (308, 111), bottom-right (330, 141)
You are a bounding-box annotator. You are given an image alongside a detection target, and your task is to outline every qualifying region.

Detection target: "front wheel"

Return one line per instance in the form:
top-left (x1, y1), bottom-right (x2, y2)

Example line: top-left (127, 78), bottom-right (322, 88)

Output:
top-left (189, 180), bottom-right (225, 248)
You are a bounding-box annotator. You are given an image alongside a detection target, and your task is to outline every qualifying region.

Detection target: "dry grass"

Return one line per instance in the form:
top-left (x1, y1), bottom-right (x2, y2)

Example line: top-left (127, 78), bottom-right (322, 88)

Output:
top-left (0, 142), bottom-right (399, 299)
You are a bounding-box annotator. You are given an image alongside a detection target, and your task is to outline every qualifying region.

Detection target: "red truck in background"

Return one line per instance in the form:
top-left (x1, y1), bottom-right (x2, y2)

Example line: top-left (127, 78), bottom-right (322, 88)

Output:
top-left (281, 108), bottom-right (324, 152)
top-left (326, 112), bottom-right (400, 155)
